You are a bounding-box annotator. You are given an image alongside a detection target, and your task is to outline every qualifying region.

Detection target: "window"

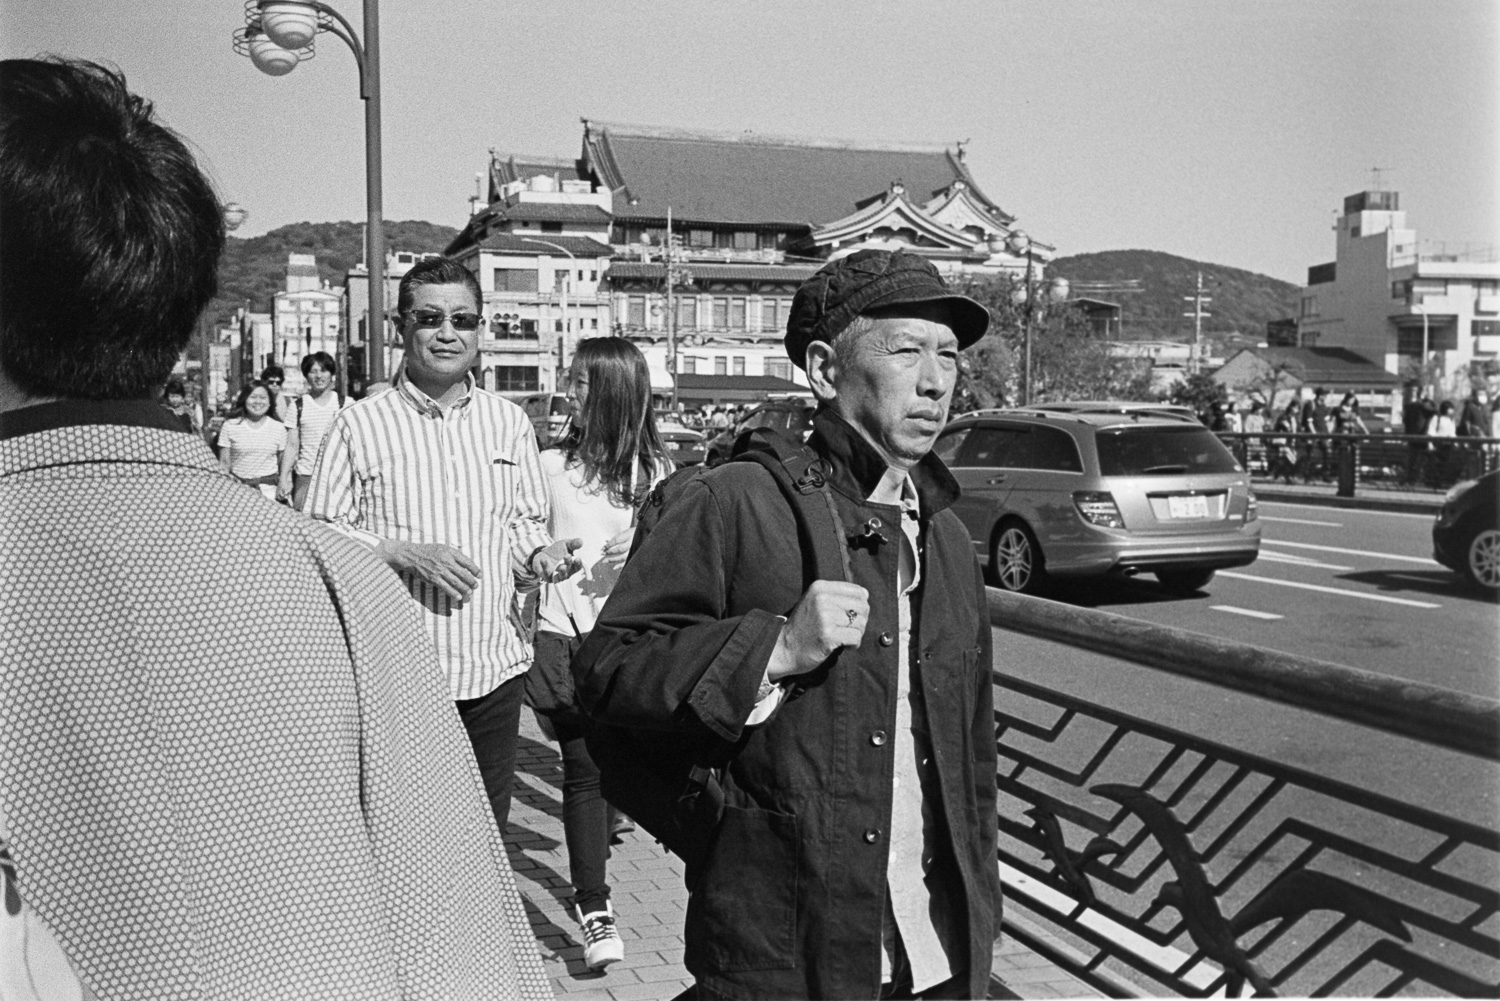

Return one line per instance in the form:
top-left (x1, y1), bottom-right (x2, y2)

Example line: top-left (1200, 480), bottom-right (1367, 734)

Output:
top-left (677, 297), bottom-right (697, 329)
top-left (732, 356), bottom-right (746, 376)
top-left (766, 359), bottom-right (792, 381)
top-left (932, 428), bottom-right (971, 466)
top-left (1473, 319), bottom-right (1500, 339)
top-left (712, 298), bottom-right (728, 328)
top-left (733, 231), bottom-right (757, 250)
top-left (495, 366), bottom-right (539, 392)
top-left (729, 298), bottom-right (747, 329)
top-left (589, 270), bottom-right (598, 282)
top-left (682, 357), bottom-right (697, 375)
top-left (554, 320), bottom-right (564, 333)
top-left (714, 357), bottom-right (727, 376)
top-left (540, 221), bottom-right (562, 234)
top-left (494, 268), bottom-right (538, 293)
top-left (520, 319), bottom-right (538, 336)
top-left (690, 229), bottom-right (714, 248)
top-left (762, 298), bottom-right (783, 332)
top-left (1029, 426), bottom-right (1084, 472)
top-left (1299, 296), bottom-right (1318, 318)
top-left (1095, 426), bottom-right (1238, 476)
top-left (627, 297), bottom-right (646, 327)
top-left (554, 272), bottom-right (568, 293)
top-left (761, 231), bottom-right (782, 251)
top-left (958, 426), bottom-right (1028, 468)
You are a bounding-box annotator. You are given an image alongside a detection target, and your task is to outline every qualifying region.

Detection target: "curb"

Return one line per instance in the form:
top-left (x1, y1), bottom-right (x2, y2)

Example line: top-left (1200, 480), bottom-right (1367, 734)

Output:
top-left (1251, 486), bottom-right (1441, 516)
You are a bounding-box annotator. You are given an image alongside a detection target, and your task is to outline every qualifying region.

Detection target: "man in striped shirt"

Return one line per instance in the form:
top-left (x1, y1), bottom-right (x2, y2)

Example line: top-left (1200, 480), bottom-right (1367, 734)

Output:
top-left (307, 256), bottom-right (582, 834)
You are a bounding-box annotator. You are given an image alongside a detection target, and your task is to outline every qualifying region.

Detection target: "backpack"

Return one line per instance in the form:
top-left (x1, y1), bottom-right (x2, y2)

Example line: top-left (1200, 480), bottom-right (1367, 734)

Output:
top-left (580, 426), bottom-right (852, 882)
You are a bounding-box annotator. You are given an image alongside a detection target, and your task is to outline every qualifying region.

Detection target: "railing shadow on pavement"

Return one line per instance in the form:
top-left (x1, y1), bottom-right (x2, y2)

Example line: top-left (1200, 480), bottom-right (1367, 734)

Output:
top-left (989, 587), bottom-right (1500, 998)
top-left (1215, 431), bottom-right (1498, 500)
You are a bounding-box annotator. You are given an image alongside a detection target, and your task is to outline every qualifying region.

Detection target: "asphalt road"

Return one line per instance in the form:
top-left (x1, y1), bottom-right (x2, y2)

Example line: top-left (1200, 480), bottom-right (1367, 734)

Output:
top-left (1036, 499), bottom-right (1499, 699)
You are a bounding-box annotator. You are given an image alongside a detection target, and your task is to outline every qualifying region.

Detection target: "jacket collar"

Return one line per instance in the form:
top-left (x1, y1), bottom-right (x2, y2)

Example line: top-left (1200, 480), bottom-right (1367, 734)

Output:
top-left (808, 408), bottom-right (960, 517)
top-left (0, 399), bottom-right (223, 478)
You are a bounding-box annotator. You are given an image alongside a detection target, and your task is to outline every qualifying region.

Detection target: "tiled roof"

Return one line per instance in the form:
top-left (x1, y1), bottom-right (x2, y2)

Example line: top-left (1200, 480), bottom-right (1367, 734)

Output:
top-left (500, 203), bottom-right (611, 223)
top-left (1232, 347), bottom-right (1402, 386)
top-left (607, 262), bottom-right (820, 283)
top-left (473, 234), bottom-right (613, 257)
top-left (581, 119), bottom-right (1007, 226)
top-left (490, 154), bottom-right (585, 188)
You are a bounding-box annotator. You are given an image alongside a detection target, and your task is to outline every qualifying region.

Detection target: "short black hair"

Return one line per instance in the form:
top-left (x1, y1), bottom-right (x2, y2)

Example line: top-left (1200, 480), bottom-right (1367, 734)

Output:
top-left (260, 364), bottom-right (285, 382)
top-left (163, 379), bottom-right (186, 397)
top-left (0, 58), bottom-right (224, 399)
top-left (396, 256), bottom-right (481, 315)
top-left (301, 351), bottom-right (337, 378)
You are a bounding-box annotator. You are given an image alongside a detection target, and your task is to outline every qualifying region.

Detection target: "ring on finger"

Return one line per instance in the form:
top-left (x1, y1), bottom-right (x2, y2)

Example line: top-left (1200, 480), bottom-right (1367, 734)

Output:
top-left (845, 608), bottom-right (858, 625)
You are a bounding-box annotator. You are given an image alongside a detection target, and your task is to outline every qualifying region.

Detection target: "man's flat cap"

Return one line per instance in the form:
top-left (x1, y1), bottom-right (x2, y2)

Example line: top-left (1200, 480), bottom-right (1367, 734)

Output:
top-left (784, 249), bottom-right (990, 369)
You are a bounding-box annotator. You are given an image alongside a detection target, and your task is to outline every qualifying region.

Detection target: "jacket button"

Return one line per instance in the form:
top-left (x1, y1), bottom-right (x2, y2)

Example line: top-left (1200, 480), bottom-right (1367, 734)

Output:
top-left (870, 730), bottom-right (887, 746)
top-left (864, 829), bottom-right (881, 844)
top-left (878, 632), bottom-right (893, 647)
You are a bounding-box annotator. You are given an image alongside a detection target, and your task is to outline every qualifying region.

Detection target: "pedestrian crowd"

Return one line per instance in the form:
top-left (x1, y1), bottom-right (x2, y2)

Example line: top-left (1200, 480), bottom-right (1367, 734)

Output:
top-left (3, 57), bottom-right (1001, 1001)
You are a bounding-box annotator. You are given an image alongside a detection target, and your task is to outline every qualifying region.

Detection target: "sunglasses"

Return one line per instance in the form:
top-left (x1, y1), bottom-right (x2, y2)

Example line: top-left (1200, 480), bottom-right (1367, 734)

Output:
top-left (408, 308), bottom-right (483, 332)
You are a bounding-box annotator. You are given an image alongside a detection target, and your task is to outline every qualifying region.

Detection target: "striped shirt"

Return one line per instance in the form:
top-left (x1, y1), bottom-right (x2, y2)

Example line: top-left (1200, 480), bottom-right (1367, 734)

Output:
top-left (306, 373), bottom-right (554, 700)
top-left (290, 390), bottom-right (347, 475)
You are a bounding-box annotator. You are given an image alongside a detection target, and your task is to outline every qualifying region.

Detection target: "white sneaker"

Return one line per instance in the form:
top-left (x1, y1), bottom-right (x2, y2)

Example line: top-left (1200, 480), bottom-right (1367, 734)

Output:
top-left (577, 902), bottom-right (624, 970)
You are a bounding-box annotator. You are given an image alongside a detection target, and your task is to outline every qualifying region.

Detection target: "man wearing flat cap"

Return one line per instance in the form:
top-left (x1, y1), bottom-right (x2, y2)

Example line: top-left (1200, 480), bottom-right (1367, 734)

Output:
top-left (576, 249), bottom-right (1001, 999)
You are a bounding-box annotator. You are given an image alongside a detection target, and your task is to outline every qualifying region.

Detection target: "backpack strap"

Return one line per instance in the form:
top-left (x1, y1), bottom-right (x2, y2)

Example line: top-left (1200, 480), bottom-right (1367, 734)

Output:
top-left (732, 426), bottom-right (852, 584)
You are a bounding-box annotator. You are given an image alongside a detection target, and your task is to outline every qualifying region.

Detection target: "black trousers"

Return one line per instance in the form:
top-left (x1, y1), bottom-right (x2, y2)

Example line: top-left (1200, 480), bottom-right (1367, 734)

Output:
top-left (455, 674), bottom-right (526, 834)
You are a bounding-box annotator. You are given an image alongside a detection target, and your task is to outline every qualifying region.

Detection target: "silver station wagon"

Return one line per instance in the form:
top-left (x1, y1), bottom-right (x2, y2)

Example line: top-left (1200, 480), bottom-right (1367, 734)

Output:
top-left (934, 408), bottom-right (1261, 594)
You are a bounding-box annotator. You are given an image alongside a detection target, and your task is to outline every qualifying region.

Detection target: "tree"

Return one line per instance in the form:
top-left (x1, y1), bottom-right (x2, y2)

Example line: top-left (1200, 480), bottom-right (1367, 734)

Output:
top-left (1170, 371), bottom-right (1227, 418)
top-left (951, 273), bottom-right (1154, 412)
top-left (1226, 351), bottom-right (1306, 415)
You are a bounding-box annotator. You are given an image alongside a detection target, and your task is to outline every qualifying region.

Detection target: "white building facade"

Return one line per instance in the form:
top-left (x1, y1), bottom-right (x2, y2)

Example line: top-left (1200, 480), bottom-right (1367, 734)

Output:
top-left (1297, 191), bottom-right (1500, 391)
top-left (272, 254), bottom-right (342, 394)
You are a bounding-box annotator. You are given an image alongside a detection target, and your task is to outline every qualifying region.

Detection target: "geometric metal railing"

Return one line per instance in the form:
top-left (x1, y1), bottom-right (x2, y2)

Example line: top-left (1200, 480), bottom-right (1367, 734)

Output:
top-left (991, 590), bottom-right (1500, 997)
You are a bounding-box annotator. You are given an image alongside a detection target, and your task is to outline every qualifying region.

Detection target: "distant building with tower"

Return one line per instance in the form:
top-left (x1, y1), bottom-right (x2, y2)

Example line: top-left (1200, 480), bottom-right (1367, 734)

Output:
top-left (1296, 190), bottom-right (1500, 391)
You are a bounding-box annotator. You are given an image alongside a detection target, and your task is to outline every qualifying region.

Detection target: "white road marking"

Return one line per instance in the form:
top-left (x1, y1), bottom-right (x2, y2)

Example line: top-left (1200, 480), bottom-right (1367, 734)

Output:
top-left (1255, 551), bottom-right (1354, 572)
top-left (1219, 571), bottom-right (1441, 608)
top-left (1259, 500), bottom-right (1434, 521)
top-left (1260, 539), bottom-right (1442, 566)
top-left (1211, 605), bottom-right (1284, 620)
top-left (1260, 515), bottom-right (1342, 527)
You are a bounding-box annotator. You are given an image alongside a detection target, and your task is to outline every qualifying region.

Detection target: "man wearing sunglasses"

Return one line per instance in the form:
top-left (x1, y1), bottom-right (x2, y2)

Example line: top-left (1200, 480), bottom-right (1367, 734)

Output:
top-left (307, 256), bottom-right (583, 838)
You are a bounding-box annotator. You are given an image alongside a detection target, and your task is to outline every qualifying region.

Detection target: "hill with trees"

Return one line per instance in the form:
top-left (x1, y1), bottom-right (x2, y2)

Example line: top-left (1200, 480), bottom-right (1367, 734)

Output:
top-left (1047, 250), bottom-right (1300, 346)
top-left (209, 219), bottom-right (459, 323)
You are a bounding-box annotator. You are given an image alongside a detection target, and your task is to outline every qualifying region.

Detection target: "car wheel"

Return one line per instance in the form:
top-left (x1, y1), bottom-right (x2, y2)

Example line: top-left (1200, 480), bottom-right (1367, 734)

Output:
top-left (989, 521), bottom-right (1046, 594)
top-left (1465, 527), bottom-right (1500, 591)
top-left (1155, 568), bottom-right (1216, 594)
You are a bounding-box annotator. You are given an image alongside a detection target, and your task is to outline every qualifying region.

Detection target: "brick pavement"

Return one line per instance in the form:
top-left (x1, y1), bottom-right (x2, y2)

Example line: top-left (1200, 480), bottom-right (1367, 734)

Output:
top-left (506, 711), bottom-right (1101, 1001)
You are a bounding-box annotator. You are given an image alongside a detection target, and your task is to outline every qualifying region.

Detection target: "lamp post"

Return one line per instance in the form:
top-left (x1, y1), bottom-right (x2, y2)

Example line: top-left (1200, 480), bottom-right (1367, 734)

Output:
top-left (233, 0), bottom-right (386, 384)
top-left (518, 237), bottom-right (576, 387)
top-left (1002, 230), bottom-right (1067, 406)
top-left (200, 202), bottom-right (250, 422)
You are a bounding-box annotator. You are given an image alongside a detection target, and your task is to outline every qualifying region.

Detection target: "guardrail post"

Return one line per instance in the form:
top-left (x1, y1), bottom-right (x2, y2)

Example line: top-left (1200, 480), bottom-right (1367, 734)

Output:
top-left (1336, 438), bottom-right (1358, 497)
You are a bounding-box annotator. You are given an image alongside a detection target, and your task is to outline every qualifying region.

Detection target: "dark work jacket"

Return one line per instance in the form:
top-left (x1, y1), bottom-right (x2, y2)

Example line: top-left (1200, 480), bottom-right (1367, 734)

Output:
top-left (574, 411), bottom-right (1000, 1000)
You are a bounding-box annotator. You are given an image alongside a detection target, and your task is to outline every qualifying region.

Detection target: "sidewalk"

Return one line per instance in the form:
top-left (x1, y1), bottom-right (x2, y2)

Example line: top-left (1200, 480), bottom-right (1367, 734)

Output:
top-left (1249, 477), bottom-right (1443, 514)
top-left (506, 711), bottom-right (1103, 1000)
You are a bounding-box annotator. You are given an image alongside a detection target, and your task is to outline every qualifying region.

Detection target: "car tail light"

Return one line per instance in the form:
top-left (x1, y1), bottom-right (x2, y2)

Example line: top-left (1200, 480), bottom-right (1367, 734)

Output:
top-left (1073, 491), bottom-right (1124, 529)
top-left (1246, 490), bottom-right (1258, 522)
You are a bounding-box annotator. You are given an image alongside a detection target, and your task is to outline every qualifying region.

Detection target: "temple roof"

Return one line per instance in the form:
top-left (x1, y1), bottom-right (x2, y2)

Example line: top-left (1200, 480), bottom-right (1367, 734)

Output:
top-left (580, 119), bottom-right (1009, 226)
top-left (465, 234), bottom-right (613, 258)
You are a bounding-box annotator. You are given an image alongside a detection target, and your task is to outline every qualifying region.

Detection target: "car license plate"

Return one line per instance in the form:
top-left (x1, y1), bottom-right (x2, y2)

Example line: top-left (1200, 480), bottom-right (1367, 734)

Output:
top-left (1168, 495), bottom-right (1209, 519)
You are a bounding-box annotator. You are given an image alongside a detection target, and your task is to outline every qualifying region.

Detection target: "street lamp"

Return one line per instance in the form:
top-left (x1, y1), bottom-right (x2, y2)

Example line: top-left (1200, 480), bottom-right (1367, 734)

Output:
top-left (518, 237), bottom-right (576, 387)
top-left (1002, 230), bottom-right (1067, 406)
top-left (233, 0), bottom-right (386, 384)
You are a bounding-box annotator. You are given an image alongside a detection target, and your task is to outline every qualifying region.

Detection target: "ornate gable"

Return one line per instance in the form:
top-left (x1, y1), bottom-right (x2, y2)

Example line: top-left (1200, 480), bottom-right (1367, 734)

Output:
top-left (798, 183), bottom-right (986, 257)
top-left (923, 181), bottom-right (1014, 244)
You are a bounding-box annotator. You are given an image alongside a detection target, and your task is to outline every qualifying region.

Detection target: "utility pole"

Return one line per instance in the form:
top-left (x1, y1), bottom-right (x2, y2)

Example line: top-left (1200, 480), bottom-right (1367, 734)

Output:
top-left (665, 205), bottom-right (677, 410)
top-left (1183, 271), bottom-right (1213, 375)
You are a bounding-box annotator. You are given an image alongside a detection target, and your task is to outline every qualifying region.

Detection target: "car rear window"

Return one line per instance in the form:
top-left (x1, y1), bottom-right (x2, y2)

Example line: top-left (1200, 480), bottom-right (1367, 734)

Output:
top-left (1095, 425), bottom-right (1240, 476)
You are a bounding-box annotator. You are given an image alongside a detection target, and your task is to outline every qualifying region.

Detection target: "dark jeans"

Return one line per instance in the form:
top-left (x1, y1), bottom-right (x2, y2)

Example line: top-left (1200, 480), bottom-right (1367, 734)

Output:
top-left (455, 673), bottom-right (525, 834)
top-left (534, 632), bottom-right (611, 914)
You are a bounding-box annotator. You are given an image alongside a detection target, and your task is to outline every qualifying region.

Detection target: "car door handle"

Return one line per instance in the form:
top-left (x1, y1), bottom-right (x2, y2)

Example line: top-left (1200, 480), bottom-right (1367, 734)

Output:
top-left (987, 475), bottom-right (1008, 484)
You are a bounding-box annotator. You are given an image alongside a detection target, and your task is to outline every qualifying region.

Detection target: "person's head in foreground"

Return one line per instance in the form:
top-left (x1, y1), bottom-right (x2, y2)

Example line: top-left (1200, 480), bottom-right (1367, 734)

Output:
top-left (784, 248), bottom-right (988, 472)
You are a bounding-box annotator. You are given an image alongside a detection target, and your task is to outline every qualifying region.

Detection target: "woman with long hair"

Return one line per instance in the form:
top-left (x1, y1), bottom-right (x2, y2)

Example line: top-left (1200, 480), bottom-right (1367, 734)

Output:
top-left (531, 337), bottom-right (671, 970)
top-left (216, 380), bottom-right (288, 500)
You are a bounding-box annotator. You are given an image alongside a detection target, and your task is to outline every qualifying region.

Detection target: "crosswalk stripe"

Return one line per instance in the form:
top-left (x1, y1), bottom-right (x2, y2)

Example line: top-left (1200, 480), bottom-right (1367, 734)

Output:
top-left (1219, 571), bottom-right (1441, 608)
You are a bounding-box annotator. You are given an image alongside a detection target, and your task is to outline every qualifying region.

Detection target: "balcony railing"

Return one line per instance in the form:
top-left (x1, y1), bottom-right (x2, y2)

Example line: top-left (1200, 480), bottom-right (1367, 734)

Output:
top-left (990, 589), bottom-right (1499, 997)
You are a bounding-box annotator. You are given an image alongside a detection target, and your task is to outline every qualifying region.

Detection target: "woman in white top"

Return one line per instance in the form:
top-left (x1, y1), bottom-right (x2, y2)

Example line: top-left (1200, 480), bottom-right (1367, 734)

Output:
top-left (217, 380), bottom-right (288, 500)
top-left (532, 337), bottom-right (670, 971)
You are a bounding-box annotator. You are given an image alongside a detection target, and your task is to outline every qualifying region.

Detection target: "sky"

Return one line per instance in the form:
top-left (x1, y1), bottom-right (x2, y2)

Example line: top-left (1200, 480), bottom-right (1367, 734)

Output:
top-left (3, 0), bottom-right (1495, 285)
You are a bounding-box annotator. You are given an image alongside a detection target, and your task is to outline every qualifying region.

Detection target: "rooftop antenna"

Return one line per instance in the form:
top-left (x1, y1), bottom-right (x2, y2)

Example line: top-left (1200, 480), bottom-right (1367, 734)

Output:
top-left (955, 138), bottom-right (970, 162)
top-left (1370, 165), bottom-right (1390, 191)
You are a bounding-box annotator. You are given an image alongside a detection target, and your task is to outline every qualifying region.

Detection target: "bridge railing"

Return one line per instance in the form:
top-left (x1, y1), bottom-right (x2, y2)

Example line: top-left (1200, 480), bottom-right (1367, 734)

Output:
top-left (1214, 430), bottom-right (1499, 498)
top-left (990, 587), bottom-right (1500, 997)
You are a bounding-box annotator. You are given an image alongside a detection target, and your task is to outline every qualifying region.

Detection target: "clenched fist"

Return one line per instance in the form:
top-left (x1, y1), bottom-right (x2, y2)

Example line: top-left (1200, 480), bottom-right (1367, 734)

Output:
top-left (766, 580), bottom-right (870, 681)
